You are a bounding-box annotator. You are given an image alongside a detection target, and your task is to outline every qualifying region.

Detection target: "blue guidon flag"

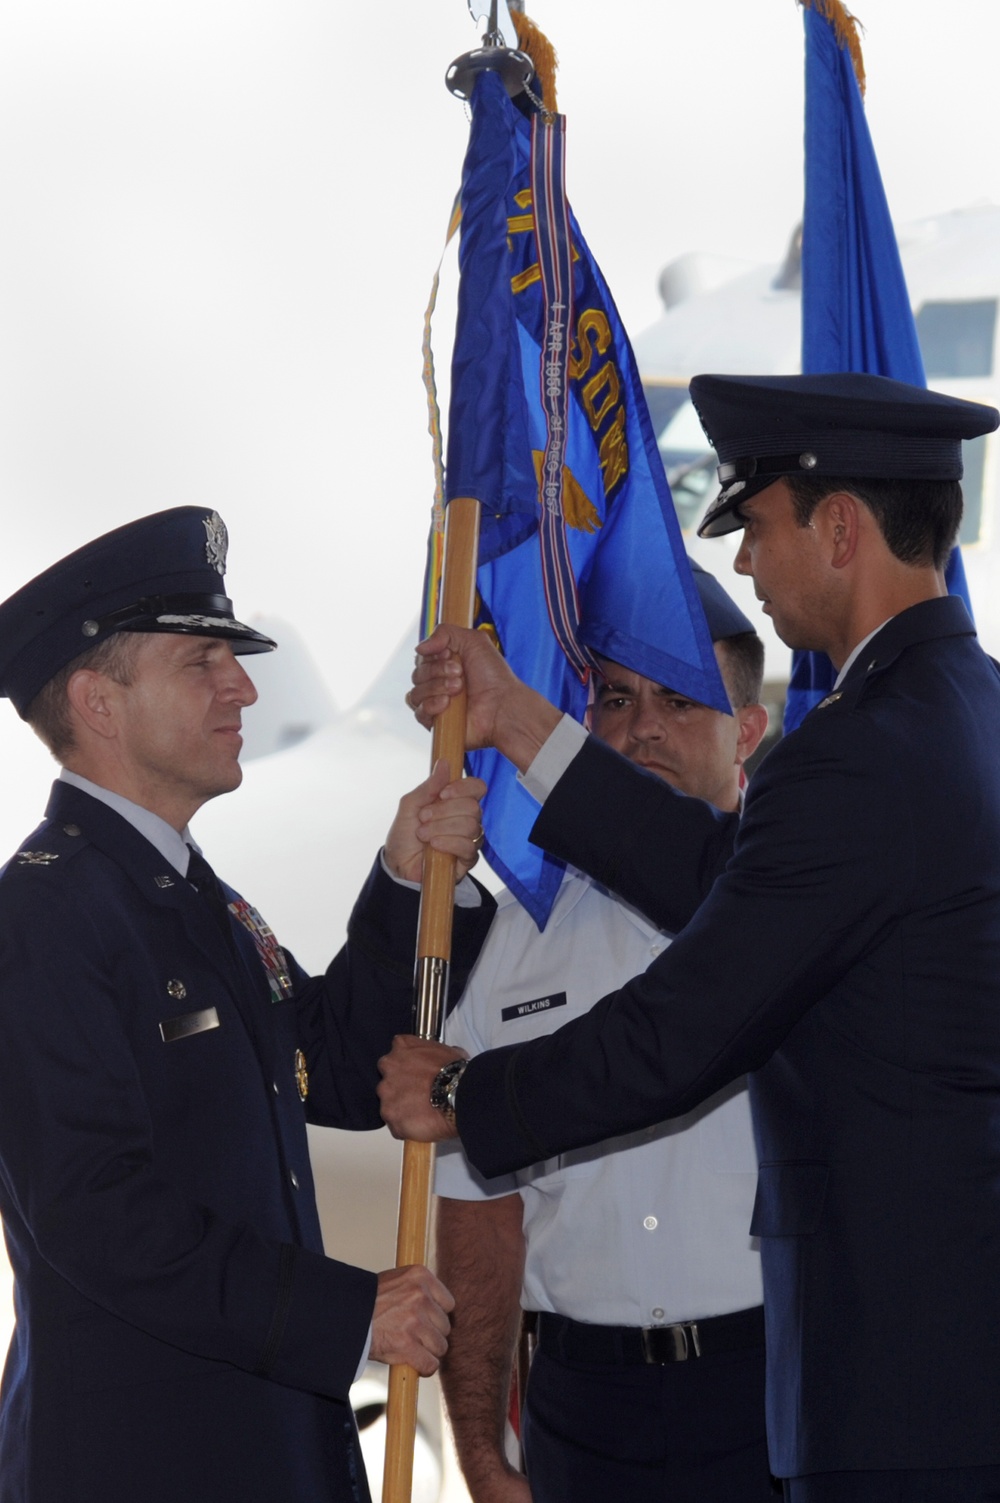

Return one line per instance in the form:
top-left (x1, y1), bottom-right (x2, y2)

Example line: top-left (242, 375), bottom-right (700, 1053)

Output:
top-left (786, 0), bottom-right (972, 731)
top-left (435, 67), bottom-right (727, 929)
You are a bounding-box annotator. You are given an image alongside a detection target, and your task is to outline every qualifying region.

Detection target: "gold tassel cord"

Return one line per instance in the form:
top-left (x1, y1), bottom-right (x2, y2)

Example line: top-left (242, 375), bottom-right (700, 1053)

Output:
top-left (799, 0), bottom-right (866, 97)
top-left (512, 9), bottom-right (559, 113)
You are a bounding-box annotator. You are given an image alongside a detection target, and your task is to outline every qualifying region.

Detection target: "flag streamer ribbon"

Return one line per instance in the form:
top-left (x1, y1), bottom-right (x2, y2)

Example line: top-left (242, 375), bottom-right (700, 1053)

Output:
top-left (530, 110), bottom-right (592, 682)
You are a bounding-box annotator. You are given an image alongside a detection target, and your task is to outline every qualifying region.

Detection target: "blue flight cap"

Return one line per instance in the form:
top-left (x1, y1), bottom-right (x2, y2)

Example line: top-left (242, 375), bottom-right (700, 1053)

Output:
top-left (689, 559), bottom-right (755, 643)
top-left (691, 372), bottom-right (1000, 538)
top-left (0, 506), bottom-right (276, 716)
top-left (584, 555), bottom-right (754, 701)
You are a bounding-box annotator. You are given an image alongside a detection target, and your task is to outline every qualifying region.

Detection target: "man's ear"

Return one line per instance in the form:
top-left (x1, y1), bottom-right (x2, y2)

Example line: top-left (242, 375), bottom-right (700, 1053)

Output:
top-left (818, 491), bottom-right (861, 570)
top-left (66, 669), bottom-right (119, 741)
top-left (735, 702), bottom-right (769, 766)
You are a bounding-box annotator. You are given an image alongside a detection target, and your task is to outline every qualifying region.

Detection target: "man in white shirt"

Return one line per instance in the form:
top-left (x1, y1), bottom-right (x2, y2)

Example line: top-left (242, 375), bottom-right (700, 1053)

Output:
top-left (434, 563), bottom-right (771, 1503)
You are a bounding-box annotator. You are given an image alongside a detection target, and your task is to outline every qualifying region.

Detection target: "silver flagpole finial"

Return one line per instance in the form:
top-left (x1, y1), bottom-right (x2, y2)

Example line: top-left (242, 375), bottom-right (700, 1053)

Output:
top-left (445, 0), bottom-right (532, 100)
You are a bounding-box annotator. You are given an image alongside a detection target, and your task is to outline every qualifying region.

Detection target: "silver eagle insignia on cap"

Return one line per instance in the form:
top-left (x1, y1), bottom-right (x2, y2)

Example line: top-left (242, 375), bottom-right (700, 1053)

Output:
top-left (203, 512), bottom-right (229, 575)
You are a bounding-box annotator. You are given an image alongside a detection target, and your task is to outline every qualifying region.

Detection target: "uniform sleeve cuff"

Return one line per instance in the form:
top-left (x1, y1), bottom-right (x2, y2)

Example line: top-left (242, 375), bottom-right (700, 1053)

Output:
top-left (517, 715), bottom-right (589, 803)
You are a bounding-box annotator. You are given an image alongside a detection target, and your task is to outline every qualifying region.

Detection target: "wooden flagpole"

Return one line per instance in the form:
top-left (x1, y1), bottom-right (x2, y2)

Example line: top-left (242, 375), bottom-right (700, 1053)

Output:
top-left (381, 10), bottom-right (542, 1494)
top-left (381, 494), bottom-right (480, 1503)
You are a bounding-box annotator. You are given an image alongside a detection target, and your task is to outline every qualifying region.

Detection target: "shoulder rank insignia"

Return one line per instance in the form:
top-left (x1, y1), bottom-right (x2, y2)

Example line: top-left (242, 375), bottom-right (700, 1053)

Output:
top-left (294, 1048), bottom-right (309, 1101)
top-left (816, 691), bottom-right (843, 711)
top-left (228, 898), bottom-right (293, 1003)
top-left (16, 850), bottom-right (59, 865)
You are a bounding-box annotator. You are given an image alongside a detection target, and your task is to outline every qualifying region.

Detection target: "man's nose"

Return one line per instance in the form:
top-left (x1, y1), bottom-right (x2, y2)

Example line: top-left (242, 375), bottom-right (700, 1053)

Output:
top-left (733, 532), bottom-right (751, 575)
top-left (220, 650), bottom-right (259, 707)
top-left (627, 705), bottom-right (667, 742)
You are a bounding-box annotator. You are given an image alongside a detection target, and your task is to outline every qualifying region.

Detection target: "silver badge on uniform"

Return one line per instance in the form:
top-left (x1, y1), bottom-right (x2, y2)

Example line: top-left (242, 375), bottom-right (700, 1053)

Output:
top-left (16, 851), bottom-right (59, 865)
top-left (203, 511), bottom-right (228, 575)
top-left (160, 1007), bottom-right (220, 1044)
top-left (294, 1049), bottom-right (309, 1101)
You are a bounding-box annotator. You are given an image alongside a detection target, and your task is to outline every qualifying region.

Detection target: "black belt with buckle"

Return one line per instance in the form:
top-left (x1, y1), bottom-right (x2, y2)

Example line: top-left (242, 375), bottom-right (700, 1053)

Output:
top-left (533, 1305), bottom-right (764, 1365)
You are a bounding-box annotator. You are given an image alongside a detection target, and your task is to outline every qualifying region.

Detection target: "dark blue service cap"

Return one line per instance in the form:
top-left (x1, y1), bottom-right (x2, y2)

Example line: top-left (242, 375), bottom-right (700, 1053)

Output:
top-left (689, 559), bottom-right (755, 642)
top-left (0, 506), bottom-right (276, 716)
top-left (691, 372), bottom-right (1000, 538)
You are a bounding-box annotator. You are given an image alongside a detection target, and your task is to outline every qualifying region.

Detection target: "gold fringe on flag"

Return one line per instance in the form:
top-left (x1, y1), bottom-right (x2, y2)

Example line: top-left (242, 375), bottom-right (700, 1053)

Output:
top-left (512, 9), bottom-right (559, 113)
top-left (799, 0), bottom-right (866, 96)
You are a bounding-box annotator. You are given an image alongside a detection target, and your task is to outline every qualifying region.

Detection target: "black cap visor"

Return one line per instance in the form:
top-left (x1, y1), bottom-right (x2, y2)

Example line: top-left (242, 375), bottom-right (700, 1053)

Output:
top-left (79, 592), bottom-right (276, 654)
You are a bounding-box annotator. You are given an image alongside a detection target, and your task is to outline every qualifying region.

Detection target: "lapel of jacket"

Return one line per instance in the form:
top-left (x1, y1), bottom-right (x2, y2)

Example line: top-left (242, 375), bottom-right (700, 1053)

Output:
top-left (818, 595), bottom-right (977, 709)
top-left (44, 782), bottom-right (274, 1051)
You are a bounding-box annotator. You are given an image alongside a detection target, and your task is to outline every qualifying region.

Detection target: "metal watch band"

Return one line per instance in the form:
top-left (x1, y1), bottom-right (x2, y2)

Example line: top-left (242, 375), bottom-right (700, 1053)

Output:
top-left (430, 1058), bottom-right (469, 1120)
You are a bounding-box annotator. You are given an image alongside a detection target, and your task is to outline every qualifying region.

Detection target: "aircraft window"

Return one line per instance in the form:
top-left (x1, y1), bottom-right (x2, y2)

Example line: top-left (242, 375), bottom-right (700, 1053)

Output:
top-left (641, 385), bottom-right (719, 530)
top-left (914, 299), bottom-right (997, 378)
top-left (958, 435), bottom-right (986, 545)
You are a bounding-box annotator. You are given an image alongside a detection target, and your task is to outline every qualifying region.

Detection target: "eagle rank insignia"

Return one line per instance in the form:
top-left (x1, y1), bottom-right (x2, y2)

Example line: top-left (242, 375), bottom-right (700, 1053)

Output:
top-left (203, 511), bottom-right (229, 575)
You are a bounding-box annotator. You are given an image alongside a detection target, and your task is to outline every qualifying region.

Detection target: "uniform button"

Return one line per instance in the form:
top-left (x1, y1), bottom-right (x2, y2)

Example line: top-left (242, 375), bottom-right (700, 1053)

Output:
top-left (63, 824), bottom-right (81, 837)
top-left (652, 1307), bottom-right (665, 1320)
top-left (643, 1215), bottom-right (658, 1231)
top-left (650, 945), bottom-right (660, 957)
top-left (289, 1170), bottom-right (299, 1190)
top-left (272, 1081), bottom-right (280, 1095)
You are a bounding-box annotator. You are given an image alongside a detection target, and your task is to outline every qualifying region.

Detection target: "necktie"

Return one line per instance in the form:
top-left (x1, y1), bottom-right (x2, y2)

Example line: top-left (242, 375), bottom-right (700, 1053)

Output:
top-left (186, 846), bottom-right (237, 953)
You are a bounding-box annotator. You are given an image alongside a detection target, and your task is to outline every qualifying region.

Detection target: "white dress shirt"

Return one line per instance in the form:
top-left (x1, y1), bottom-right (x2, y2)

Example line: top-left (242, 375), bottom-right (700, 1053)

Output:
top-left (435, 869), bottom-right (763, 1326)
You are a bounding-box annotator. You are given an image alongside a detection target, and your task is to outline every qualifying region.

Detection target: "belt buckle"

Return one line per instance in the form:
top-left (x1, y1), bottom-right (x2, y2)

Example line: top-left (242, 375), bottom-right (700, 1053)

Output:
top-left (640, 1321), bottom-right (701, 1363)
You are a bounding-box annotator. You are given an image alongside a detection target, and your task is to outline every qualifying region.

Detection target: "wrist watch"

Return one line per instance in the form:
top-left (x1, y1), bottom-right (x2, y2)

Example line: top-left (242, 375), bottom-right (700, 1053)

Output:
top-left (430, 1058), bottom-right (469, 1122)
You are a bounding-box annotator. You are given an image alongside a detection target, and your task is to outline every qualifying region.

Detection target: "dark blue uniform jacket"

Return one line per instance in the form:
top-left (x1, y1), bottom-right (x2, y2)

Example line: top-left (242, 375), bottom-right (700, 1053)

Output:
top-left (0, 780), bottom-right (494, 1502)
top-left (457, 597), bottom-right (1000, 1478)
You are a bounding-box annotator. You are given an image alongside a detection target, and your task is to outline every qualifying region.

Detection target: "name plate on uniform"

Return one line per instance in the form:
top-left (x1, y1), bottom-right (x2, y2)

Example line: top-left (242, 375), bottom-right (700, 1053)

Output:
top-left (501, 992), bottom-right (567, 1022)
top-left (159, 1007), bottom-right (220, 1043)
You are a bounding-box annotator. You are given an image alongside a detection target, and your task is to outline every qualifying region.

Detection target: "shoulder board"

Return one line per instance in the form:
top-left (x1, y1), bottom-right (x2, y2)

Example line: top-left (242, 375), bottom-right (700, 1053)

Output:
top-left (1, 818), bottom-right (92, 879)
top-left (810, 647), bottom-right (895, 720)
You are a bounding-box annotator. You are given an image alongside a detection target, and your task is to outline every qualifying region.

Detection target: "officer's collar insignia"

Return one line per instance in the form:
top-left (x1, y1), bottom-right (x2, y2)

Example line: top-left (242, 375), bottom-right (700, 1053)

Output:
top-left (203, 511), bottom-right (228, 575)
top-left (154, 874), bottom-right (175, 889)
top-left (816, 691), bottom-right (844, 710)
top-left (16, 850), bottom-right (59, 865)
top-left (228, 898), bottom-right (293, 1003)
top-left (294, 1048), bottom-right (309, 1101)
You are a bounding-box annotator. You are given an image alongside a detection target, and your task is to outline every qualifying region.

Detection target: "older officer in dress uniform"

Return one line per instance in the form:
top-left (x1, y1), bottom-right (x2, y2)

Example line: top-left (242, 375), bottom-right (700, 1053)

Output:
top-left (433, 568), bottom-right (773, 1503)
top-left (0, 507), bottom-right (494, 1503)
top-left (378, 374), bottom-right (1000, 1502)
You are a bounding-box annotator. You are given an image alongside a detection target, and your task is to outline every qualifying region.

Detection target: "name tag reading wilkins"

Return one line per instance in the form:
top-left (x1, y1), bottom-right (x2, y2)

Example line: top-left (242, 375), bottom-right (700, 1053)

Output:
top-left (501, 992), bottom-right (568, 1023)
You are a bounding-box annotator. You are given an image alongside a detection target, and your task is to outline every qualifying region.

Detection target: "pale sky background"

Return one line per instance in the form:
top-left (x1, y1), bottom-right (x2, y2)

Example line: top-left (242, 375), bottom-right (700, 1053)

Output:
top-left (0, 0), bottom-right (998, 714)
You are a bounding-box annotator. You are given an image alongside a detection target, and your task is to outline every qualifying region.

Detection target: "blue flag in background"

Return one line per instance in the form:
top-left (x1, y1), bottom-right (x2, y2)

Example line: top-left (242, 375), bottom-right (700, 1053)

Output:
top-left (786, 1), bottom-right (971, 732)
top-left (440, 70), bottom-right (726, 928)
